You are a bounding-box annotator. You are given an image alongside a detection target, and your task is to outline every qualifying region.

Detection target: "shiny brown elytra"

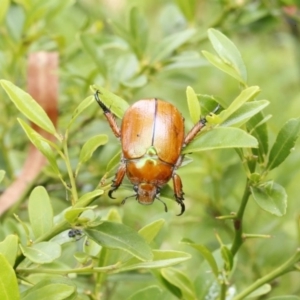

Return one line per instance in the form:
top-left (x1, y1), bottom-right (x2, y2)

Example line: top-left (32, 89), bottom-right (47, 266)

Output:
top-left (95, 92), bottom-right (207, 215)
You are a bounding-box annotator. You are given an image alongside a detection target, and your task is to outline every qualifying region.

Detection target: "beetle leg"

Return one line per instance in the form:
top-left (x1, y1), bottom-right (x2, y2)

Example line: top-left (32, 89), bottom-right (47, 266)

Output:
top-left (108, 162), bottom-right (126, 199)
top-left (94, 91), bottom-right (121, 138)
top-left (183, 118), bottom-right (206, 146)
top-left (172, 173), bottom-right (185, 216)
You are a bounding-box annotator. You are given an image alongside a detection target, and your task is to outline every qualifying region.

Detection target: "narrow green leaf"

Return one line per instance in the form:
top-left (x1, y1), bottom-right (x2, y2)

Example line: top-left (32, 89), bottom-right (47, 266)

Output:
top-left (202, 50), bottom-right (245, 84)
top-left (127, 286), bottom-right (163, 300)
top-left (268, 296), bottom-right (300, 300)
top-left (0, 254), bottom-right (20, 300)
top-left (250, 181), bottom-right (287, 216)
top-left (208, 28), bottom-right (247, 83)
top-left (90, 85), bottom-right (129, 119)
top-left (181, 238), bottom-right (218, 278)
top-left (163, 51), bottom-right (207, 71)
top-left (0, 80), bottom-right (56, 134)
top-left (267, 118), bottom-right (300, 171)
top-left (18, 119), bottom-right (60, 175)
top-left (106, 150), bottom-right (121, 174)
top-left (129, 7), bottom-right (148, 57)
top-left (186, 86), bottom-right (201, 124)
top-left (247, 112), bottom-right (269, 163)
top-left (183, 127), bottom-right (258, 154)
top-left (77, 189), bottom-right (104, 205)
top-left (118, 250), bottom-right (191, 272)
top-left (150, 28), bottom-right (196, 63)
top-left (85, 221), bottom-right (153, 261)
top-left (0, 170), bottom-right (5, 183)
top-left (221, 245), bottom-right (233, 271)
top-left (64, 206), bottom-right (97, 224)
top-left (79, 134), bottom-right (108, 164)
top-left (20, 242), bottom-right (61, 264)
top-left (245, 284), bottom-right (271, 299)
top-left (67, 95), bottom-right (94, 129)
top-left (28, 186), bottom-right (53, 239)
top-left (138, 219), bottom-right (165, 244)
top-left (0, 0), bottom-right (10, 24)
top-left (21, 278), bottom-right (76, 300)
top-left (80, 34), bottom-right (107, 75)
top-left (0, 235), bottom-right (18, 266)
top-left (161, 268), bottom-right (196, 300)
top-left (218, 86), bottom-right (261, 123)
top-left (175, 0), bottom-right (197, 21)
top-left (222, 100), bottom-right (269, 127)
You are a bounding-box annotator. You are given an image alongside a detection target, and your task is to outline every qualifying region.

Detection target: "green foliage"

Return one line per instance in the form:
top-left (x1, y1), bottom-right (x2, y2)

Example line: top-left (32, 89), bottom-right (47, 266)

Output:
top-left (0, 1), bottom-right (300, 299)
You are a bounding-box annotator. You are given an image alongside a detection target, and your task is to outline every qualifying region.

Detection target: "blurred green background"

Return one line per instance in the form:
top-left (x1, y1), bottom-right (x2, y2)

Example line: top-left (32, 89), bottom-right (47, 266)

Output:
top-left (0, 0), bottom-right (300, 298)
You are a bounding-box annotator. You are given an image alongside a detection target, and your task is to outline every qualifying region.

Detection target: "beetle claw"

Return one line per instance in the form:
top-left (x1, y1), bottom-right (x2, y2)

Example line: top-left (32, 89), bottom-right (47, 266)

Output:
top-left (176, 201), bottom-right (185, 216)
top-left (108, 189), bottom-right (116, 199)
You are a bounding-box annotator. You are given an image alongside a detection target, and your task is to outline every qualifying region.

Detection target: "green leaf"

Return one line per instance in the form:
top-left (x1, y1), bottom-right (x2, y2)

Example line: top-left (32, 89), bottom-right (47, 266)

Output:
top-left (80, 34), bottom-right (107, 76)
top-left (0, 80), bottom-right (56, 135)
top-left (186, 86), bottom-right (201, 124)
top-left (91, 84), bottom-right (129, 119)
top-left (247, 112), bottom-right (269, 163)
top-left (0, 235), bottom-right (18, 266)
top-left (129, 7), bottom-right (148, 57)
top-left (207, 28), bottom-right (247, 84)
top-left (222, 100), bottom-right (269, 127)
top-left (118, 250), bottom-right (191, 272)
top-left (0, 170), bottom-right (5, 183)
top-left (150, 28), bottom-right (196, 63)
top-left (183, 127), bottom-right (258, 154)
top-left (202, 50), bottom-right (245, 84)
top-left (161, 268), bottom-right (196, 300)
top-left (18, 119), bottom-right (60, 175)
top-left (181, 238), bottom-right (218, 278)
top-left (85, 221), bottom-right (153, 261)
top-left (79, 134), bottom-right (108, 164)
top-left (245, 284), bottom-right (271, 299)
top-left (77, 189), bottom-right (104, 206)
top-left (218, 86), bottom-right (261, 123)
top-left (0, 254), bottom-right (20, 300)
top-left (20, 278), bottom-right (76, 300)
top-left (127, 286), bottom-right (163, 300)
top-left (106, 150), bottom-right (122, 174)
top-left (0, 0), bottom-right (9, 24)
top-left (28, 186), bottom-right (53, 239)
top-left (267, 118), bottom-right (300, 171)
top-left (64, 206), bottom-right (97, 224)
top-left (221, 245), bottom-right (233, 271)
top-left (163, 51), bottom-right (207, 71)
top-left (268, 296), bottom-right (300, 300)
top-left (67, 95), bottom-right (94, 129)
top-left (250, 181), bottom-right (287, 216)
top-left (138, 219), bottom-right (165, 244)
top-left (175, 0), bottom-right (197, 21)
top-left (20, 242), bottom-right (61, 264)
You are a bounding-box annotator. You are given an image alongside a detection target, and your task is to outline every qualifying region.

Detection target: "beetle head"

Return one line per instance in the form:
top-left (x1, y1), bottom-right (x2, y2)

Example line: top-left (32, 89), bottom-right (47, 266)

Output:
top-left (135, 183), bottom-right (158, 205)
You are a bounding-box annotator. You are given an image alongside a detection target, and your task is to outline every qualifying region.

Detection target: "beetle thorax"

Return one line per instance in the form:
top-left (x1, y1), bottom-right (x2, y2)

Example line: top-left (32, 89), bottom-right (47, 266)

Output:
top-left (136, 183), bottom-right (158, 205)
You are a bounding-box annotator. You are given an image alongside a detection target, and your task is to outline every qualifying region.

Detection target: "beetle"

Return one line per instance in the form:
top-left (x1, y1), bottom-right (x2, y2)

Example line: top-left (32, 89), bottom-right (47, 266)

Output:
top-left (95, 91), bottom-right (209, 215)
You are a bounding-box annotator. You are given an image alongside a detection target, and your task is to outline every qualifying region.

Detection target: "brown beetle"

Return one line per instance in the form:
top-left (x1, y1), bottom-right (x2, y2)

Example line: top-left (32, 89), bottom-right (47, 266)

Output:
top-left (95, 92), bottom-right (207, 215)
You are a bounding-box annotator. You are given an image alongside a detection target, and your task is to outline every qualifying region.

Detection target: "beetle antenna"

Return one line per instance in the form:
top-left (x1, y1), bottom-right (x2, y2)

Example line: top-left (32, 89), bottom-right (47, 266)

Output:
top-left (156, 196), bottom-right (168, 213)
top-left (121, 194), bottom-right (136, 205)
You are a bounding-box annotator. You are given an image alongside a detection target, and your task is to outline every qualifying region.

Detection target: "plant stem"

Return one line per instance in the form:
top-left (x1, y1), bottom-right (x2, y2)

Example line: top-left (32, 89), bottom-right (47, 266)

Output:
top-left (63, 131), bottom-right (78, 205)
top-left (233, 248), bottom-right (300, 300)
top-left (17, 263), bottom-right (120, 275)
top-left (230, 179), bottom-right (251, 256)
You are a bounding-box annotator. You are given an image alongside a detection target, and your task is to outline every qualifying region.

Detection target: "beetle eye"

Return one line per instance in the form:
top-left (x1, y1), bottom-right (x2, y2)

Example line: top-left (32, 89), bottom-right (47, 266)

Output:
top-left (133, 185), bottom-right (138, 192)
